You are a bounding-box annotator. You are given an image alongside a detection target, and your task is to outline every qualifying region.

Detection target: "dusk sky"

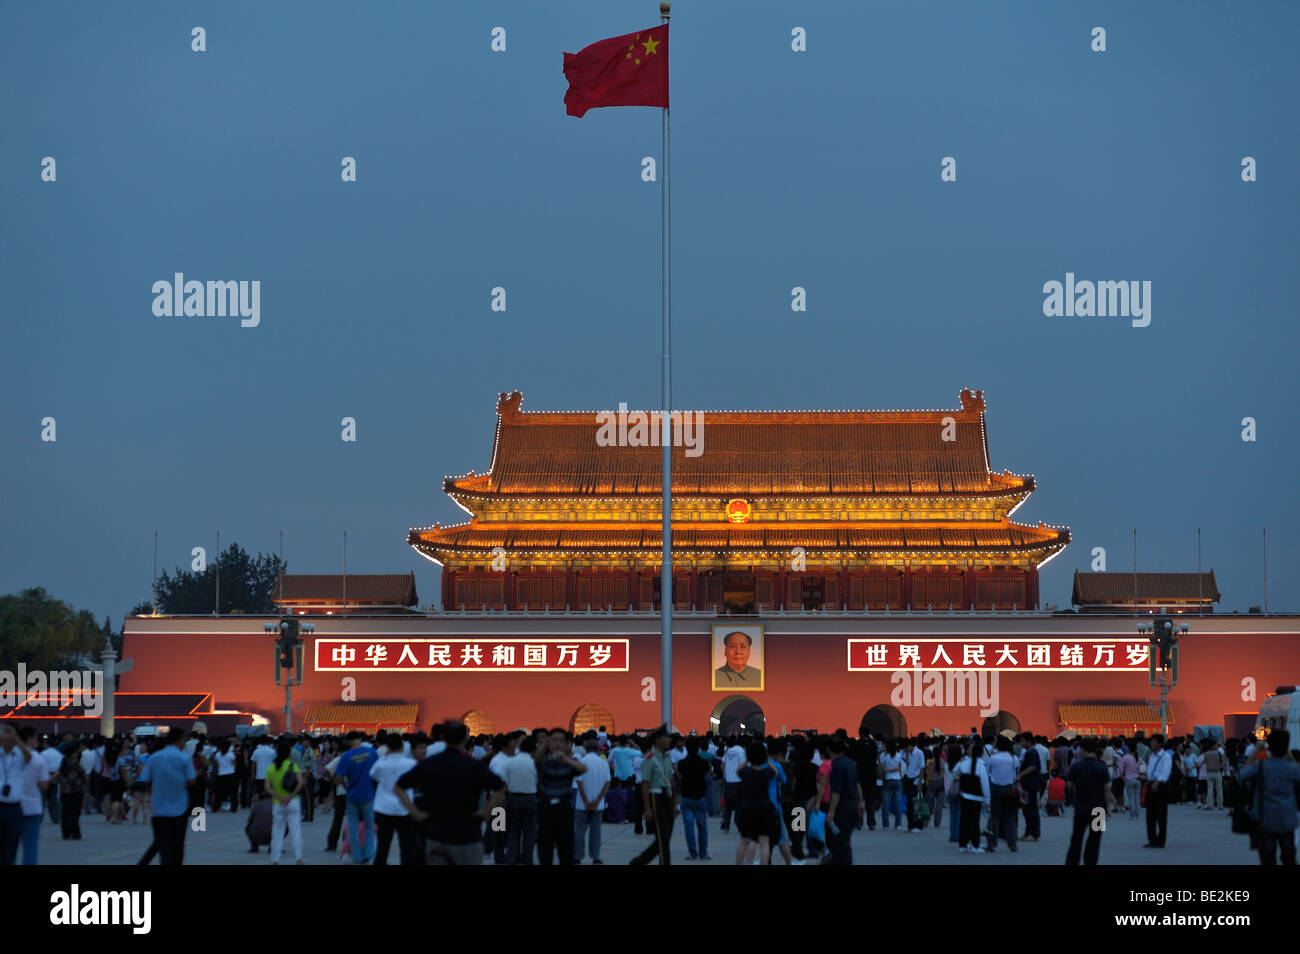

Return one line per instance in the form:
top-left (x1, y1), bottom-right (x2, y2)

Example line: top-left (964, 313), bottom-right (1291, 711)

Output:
top-left (3, 1), bottom-right (1297, 622)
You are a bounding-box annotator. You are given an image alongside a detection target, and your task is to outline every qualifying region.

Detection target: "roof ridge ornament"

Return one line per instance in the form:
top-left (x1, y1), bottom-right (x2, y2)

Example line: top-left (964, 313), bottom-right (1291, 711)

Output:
top-left (497, 390), bottom-right (524, 419)
top-left (959, 388), bottom-right (986, 413)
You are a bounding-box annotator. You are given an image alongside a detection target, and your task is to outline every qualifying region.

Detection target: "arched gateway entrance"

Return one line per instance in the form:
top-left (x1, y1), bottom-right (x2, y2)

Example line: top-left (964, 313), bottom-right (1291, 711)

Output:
top-left (982, 711), bottom-right (1021, 738)
top-left (710, 695), bottom-right (765, 738)
top-left (861, 704), bottom-right (908, 739)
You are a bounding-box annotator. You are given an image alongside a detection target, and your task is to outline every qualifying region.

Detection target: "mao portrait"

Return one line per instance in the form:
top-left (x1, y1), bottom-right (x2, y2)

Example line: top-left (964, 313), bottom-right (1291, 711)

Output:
top-left (712, 624), bottom-right (764, 691)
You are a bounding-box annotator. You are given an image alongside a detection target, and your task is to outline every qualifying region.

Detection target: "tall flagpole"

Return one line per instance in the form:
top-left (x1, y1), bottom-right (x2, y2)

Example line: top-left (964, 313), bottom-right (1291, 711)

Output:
top-left (659, 1), bottom-right (673, 730)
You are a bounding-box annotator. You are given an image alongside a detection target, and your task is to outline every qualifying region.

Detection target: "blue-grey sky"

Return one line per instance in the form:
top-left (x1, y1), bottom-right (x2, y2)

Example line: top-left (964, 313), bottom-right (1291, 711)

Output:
top-left (2, 1), bottom-right (1296, 620)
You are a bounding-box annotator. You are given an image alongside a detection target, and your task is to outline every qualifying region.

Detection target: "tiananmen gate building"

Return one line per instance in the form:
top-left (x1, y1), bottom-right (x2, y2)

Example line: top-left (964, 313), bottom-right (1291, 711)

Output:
top-left (120, 390), bottom-right (1300, 740)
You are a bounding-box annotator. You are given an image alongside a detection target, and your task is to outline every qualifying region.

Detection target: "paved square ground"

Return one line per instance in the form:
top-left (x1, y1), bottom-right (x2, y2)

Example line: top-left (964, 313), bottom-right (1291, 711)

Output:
top-left (30, 800), bottom-right (1271, 866)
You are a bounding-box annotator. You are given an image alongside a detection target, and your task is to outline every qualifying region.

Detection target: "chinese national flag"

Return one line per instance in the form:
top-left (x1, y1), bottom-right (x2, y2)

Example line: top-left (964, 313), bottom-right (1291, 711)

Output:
top-left (563, 24), bottom-right (668, 117)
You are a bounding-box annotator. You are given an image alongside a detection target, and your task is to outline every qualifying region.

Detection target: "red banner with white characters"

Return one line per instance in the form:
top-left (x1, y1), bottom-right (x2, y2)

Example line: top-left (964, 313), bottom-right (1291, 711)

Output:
top-left (847, 638), bottom-right (1151, 672)
top-left (314, 638), bottom-right (629, 672)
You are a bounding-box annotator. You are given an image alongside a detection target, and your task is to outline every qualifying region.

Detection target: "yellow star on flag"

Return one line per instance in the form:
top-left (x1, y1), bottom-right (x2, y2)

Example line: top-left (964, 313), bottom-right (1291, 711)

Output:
top-left (642, 36), bottom-right (659, 56)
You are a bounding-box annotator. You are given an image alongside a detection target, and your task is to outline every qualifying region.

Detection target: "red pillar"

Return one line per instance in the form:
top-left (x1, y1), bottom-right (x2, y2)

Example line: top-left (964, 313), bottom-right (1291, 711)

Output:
top-left (442, 569), bottom-right (454, 611)
top-left (903, 567), bottom-right (913, 610)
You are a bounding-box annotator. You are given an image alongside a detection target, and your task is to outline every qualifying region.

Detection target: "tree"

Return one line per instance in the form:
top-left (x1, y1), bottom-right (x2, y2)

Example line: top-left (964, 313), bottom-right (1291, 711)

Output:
top-left (0, 588), bottom-right (109, 672)
top-left (130, 543), bottom-right (286, 617)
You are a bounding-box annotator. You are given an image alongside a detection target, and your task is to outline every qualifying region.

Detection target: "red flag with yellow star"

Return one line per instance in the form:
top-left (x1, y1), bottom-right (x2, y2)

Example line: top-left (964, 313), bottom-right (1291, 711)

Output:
top-left (563, 25), bottom-right (668, 117)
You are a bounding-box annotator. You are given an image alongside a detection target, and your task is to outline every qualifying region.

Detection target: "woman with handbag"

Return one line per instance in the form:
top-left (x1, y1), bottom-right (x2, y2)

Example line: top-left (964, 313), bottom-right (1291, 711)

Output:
top-left (264, 738), bottom-right (305, 864)
top-left (952, 739), bottom-right (990, 853)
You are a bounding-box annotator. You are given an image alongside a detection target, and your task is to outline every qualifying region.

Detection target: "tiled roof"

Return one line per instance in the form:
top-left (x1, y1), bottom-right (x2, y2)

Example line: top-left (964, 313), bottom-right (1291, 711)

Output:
top-left (451, 389), bottom-right (1025, 497)
top-left (273, 574), bottom-right (418, 606)
top-left (1058, 704), bottom-right (1174, 726)
top-left (302, 704), bottom-right (419, 727)
top-left (1071, 572), bottom-right (1219, 605)
top-left (411, 523), bottom-right (1067, 555)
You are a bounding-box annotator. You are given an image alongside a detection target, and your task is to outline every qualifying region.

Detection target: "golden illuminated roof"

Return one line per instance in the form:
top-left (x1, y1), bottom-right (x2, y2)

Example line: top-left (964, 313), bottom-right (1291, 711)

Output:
top-left (410, 389), bottom-right (1070, 570)
top-left (448, 388), bottom-right (1032, 499)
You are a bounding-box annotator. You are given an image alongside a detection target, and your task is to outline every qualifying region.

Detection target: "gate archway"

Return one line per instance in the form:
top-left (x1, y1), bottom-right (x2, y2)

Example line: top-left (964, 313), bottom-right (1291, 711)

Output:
top-left (982, 711), bottom-right (1021, 738)
top-left (861, 704), bottom-right (908, 740)
top-left (569, 703), bottom-right (614, 737)
top-left (461, 709), bottom-right (495, 736)
top-left (710, 695), bottom-right (765, 738)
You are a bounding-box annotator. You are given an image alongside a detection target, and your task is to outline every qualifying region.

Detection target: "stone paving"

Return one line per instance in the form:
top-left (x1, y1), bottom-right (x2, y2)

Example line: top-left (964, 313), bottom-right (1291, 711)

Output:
top-left (32, 798), bottom-right (1270, 866)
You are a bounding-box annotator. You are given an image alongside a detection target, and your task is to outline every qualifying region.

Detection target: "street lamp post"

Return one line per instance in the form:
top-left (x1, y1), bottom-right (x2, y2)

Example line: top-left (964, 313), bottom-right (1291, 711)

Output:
top-left (265, 617), bottom-right (314, 733)
top-left (1139, 616), bottom-right (1187, 737)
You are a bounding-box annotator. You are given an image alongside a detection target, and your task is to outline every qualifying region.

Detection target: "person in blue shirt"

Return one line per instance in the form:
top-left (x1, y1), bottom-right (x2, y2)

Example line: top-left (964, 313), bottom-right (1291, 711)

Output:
top-left (137, 730), bottom-right (196, 866)
top-left (336, 731), bottom-right (380, 864)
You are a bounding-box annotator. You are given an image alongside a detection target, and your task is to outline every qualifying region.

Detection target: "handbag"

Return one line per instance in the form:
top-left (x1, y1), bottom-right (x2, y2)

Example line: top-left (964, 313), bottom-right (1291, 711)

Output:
top-left (808, 808), bottom-right (826, 843)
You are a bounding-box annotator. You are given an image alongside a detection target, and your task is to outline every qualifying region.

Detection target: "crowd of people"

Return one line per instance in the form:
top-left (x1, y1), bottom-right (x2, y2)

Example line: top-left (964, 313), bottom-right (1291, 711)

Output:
top-left (1, 718), bottom-right (1297, 866)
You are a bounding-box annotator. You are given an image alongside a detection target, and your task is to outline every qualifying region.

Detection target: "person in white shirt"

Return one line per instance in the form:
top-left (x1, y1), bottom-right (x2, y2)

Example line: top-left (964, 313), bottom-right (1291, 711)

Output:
top-left (1034, 738), bottom-right (1051, 808)
top-left (952, 740), bottom-right (991, 853)
top-left (39, 739), bottom-right (64, 824)
top-left (251, 742), bottom-right (276, 795)
top-left (986, 737), bottom-right (1020, 852)
top-left (369, 745), bottom-right (418, 864)
top-left (503, 735), bottom-right (539, 864)
top-left (721, 740), bottom-right (747, 832)
top-left (16, 727), bottom-right (51, 865)
top-left (878, 740), bottom-right (905, 830)
top-left (0, 725), bottom-right (34, 864)
top-left (669, 739), bottom-right (687, 765)
top-left (574, 737), bottom-right (611, 864)
top-left (903, 740), bottom-right (926, 831)
top-left (1144, 734), bottom-right (1173, 848)
top-left (213, 740), bottom-right (238, 812)
top-left (323, 750), bottom-right (350, 854)
top-left (78, 743), bottom-right (98, 816)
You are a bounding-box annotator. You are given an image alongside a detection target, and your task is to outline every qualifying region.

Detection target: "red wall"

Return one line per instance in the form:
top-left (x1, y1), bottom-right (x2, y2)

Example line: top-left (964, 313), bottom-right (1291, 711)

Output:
top-left (122, 623), bottom-right (1300, 738)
